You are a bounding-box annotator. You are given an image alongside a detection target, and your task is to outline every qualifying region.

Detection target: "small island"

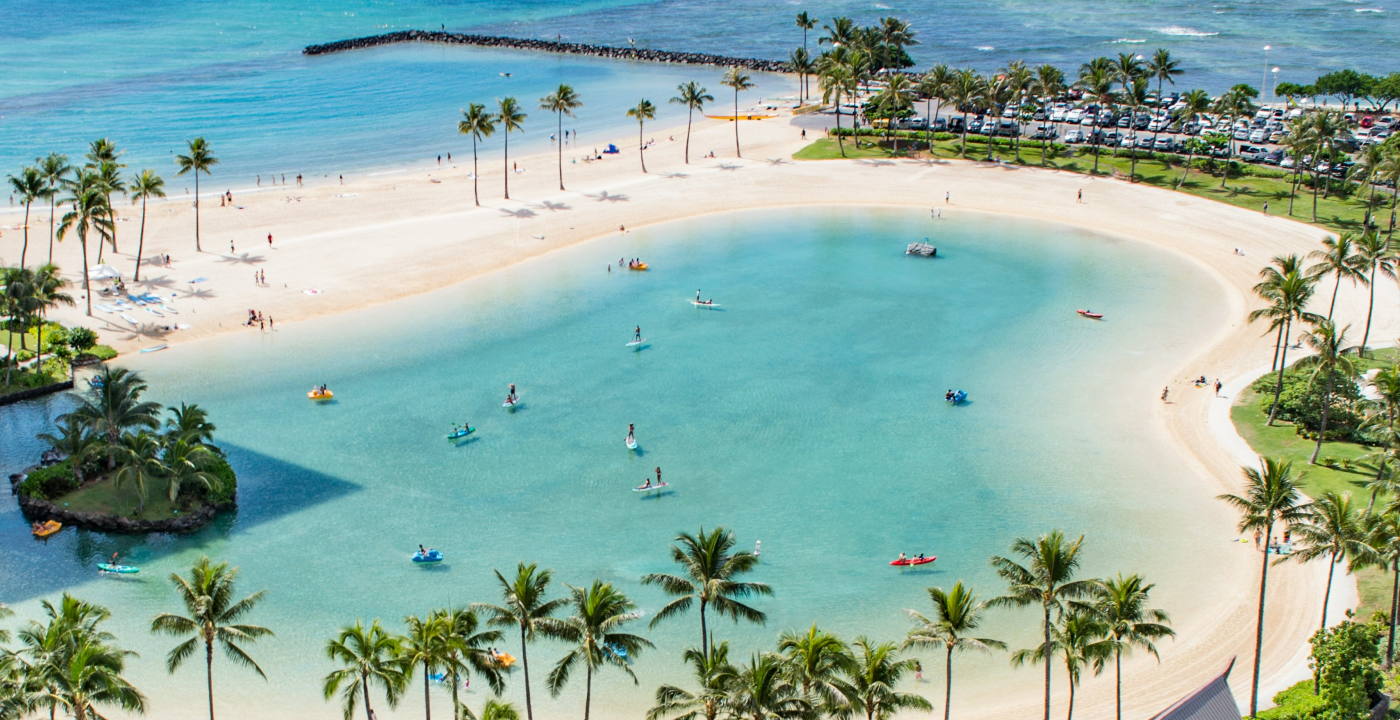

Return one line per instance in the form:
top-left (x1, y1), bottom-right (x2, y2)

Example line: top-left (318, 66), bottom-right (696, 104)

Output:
top-left (14, 365), bottom-right (237, 534)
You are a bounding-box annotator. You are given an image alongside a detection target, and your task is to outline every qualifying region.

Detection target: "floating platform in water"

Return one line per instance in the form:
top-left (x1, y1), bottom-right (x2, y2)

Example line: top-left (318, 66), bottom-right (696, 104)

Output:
top-left (906, 243), bottom-right (937, 257)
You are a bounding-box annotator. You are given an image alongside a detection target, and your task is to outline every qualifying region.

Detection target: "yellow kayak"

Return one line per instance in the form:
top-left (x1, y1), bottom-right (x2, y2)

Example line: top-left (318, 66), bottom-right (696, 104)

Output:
top-left (32, 520), bottom-right (62, 538)
top-left (628, 263), bottom-right (648, 271)
top-left (491, 652), bottom-right (517, 668)
top-left (308, 390), bottom-right (334, 400)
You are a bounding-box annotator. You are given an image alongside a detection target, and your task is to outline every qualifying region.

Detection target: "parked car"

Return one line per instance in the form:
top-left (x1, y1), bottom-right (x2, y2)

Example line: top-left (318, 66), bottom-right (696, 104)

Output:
top-left (1280, 155), bottom-right (1296, 169)
top-left (968, 117), bottom-right (984, 133)
top-left (947, 117), bottom-right (965, 133)
top-left (1233, 128), bottom-right (1250, 141)
top-left (1147, 119), bottom-right (1169, 132)
top-left (1066, 108), bottom-right (1085, 123)
top-left (1031, 125), bottom-right (1057, 140)
top-left (1136, 135), bottom-right (1155, 149)
top-left (1117, 115), bottom-right (1131, 128)
top-left (1154, 137), bottom-right (1175, 151)
top-left (1237, 145), bottom-right (1268, 162)
top-left (1269, 131), bottom-right (1285, 143)
top-left (1360, 115), bottom-right (1376, 128)
top-left (1248, 128), bottom-right (1268, 143)
top-left (1118, 136), bottom-right (1135, 148)
top-left (1064, 129), bottom-right (1086, 143)
top-left (1264, 149), bottom-right (1285, 165)
top-left (1051, 107), bottom-right (1067, 122)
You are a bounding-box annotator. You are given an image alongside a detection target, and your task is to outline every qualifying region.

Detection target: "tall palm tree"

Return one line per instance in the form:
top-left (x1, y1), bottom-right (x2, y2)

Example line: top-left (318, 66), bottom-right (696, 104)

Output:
top-left (721, 69), bottom-right (755, 158)
top-left (1352, 231), bottom-right (1396, 354)
top-left (464, 699), bottom-right (521, 720)
top-left (458, 104), bottom-right (497, 207)
top-left (1122, 77), bottom-right (1150, 181)
top-left (496, 98), bottom-right (527, 200)
top-left (795, 12), bottom-right (817, 53)
top-left (68, 365), bottom-right (162, 456)
top-left (37, 415), bottom-right (101, 483)
top-left (1295, 320), bottom-right (1360, 464)
top-left (174, 137), bottom-right (217, 253)
top-left (838, 638), bottom-right (931, 720)
top-left (437, 607), bottom-right (505, 720)
top-left (1145, 49), bottom-right (1182, 152)
top-left (777, 625), bottom-right (851, 712)
top-left (1349, 145), bottom-right (1387, 228)
top-left (1075, 63), bottom-right (1116, 174)
top-left (648, 642), bottom-right (737, 720)
top-left (1090, 574), bottom-right (1174, 720)
top-left (903, 582), bottom-right (1005, 720)
top-left (546, 581), bottom-right (653, 720)
top-left (475, 563), bottom-right (568, 720)
top-left (727, 652), bottom-right (810, 720)
top-left (37, 153), bottom-right (71, 264)
top-left (818, 17), bottom-right (856, 48)
top-left (8, 166), bottom-right (44, 267)
top-left (1307, 232), bottom-right (1370, 321)
top-left (46, 639), bottom-right (146, 720)
top-left (1257, 271), bottom-right (1322, 425)
top-left (1011, 610), bottom-right (1111, 720)
top-left (642, 526), bottom-right (771, 657)
top-left (789, 48), bottom-right (815, 106)
top-left (875, 75), bottom-right (916, 154)
top-left (161, 436), bottom-right (221, 503)
top-left (670, 82), bottom-right (714, 165)
top-left (166, 402), bottom-right (217, 445)
top-left (981, 75), bottom-right (1016, 161)
top-left (1218, 457), bottom-right (1310, 716)
top-left (111, 431), bottom-right (165, 512)
top-left (1030, 64), bottom-right (1067, 166)
top-left (989, 531), bottom-right (1094, 720)
top-left (56, 171), bottom-right (111, 315)
top-left (540, 85), bottom-right (582, 191)
top-left (1306, 111), bottom-right (1344, 222)
top-left (151, 556), bottom-right (272, 720)
top-left (128, 170), bottom-right (165, 282)
top-left (400, 613), bottom-right (456, 720)
top-left (1364, 509), bottom-right (1400, 665)
top-left (91, 160), bottom-right (127, 263)
top-left (1291, 492), bottom-right (1375, 667)
top-left (2, 267), bottom-right (33, 386)
top-left (920, 64), bottom-right (955, 151)
top-left (1001, 60), bottom-right (1033, 162)
top-left (323, 619), bottom-right (408, 720)
top-left (948, 69), bottom-right (986, 159)
top-left (627, 100), bottom-right (657, 173)
top-left (818, 63), bottom-right (854, 158)
top-left (1251, 254), bottom-right (1305, 372)
top-left (1173, 89), bottom-right (1212, 188)
top-left (1280, 118), bottom-right (1317, 216)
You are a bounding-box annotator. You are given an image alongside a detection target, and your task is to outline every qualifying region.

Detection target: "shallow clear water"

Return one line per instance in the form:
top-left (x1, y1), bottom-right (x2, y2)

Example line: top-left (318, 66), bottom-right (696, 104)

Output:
top-left (0, 207), bottom-right (1237, 718)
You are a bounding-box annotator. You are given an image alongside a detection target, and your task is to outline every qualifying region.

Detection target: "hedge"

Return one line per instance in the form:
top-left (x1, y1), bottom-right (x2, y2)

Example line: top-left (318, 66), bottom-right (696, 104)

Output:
top-left (19, 459), bottom-right (79, 501)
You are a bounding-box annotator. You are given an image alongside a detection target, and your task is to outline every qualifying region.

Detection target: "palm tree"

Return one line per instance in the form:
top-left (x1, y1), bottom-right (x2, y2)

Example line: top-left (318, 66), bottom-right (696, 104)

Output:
top-left (1280, 119), bottom-right (1317, 216)
top-left (540, 85), bottom-right (582, 191)
top-left (948, 69), bottom-right (985, 159)
top-left (464, 699), bottom-right (521, 720)
top-left (1291, 492), bottom-right (1375, 669)
top-left (726, 652), bottom-right (809, 720)
top-left (1352, 231), bottom-right (1396, 354)
top-left (68, 365), bottom-right (162, 461)
top-left (1011, 611), bottom-right (1111, 720)
top-left (323, 619), bottom-right (408, 720)
top-left (2, 267), bottom-right (33, 386)
top-left (151, 556), bottom-right (272, 720)
top-left (1145, 49), bottom-right (1182, 153)
top-left (874, 75), bottom-right (916, 153)
top-left (818, 63), bottom-right (854, 158)
top-left (437, 607), bottom-right (505, 719)
top-left (1364, 509), bottom-right (1400, 665)
top-left (627, 100), bottom-right (657, 173)
top-left (920, 64), bottom-right (955, 151)
top-left (721, 69), bottom-right (755, 158)
top-left (989, 530), bottom-right (1094, 720)
top-left (1090, 574), bottom-right (1174, 720)
top-left (111, 431), bottom-right (165, 512)
top-left (1075, 63), bottom-right (1116, 174)
top-left (1122, 78), bottom-right (1150, 181)
top-left (56, 172), bottom-right (112, 315)
top-left (8, 166), bottom-right (44, 267)
top-left (777, 625), bottom-right (851, 712)
top-left (91, 160), bottom-right (127, 263)
top-left (903, 582), bottom-right (1005, 720)
top-left (401, 613), bottom-right (456, 720)
top-left (166, 402), bottom-right (216, 445)
top-left (1251, 254), bottom-right (1306, 372)
top-left (670, 82), bottom-right (714, 165)
top-left (546, 581), bottom-right (653, 720)
top-left (642, 526), bottom-right (771, 657)
top-left (46, 639), bottom-right (146, 720)
top-left (648, 642), bottom-right (737, 720)
top-left (458, 104), bottom-right (497, 207)
top-left (1350, 145), bottom-right (1387, 228)
top-left (1217, 457), bottom-right (1310, 717)
top-left (37, 416), bottom-right (101, 483)
top-left (174, 137), bottom-right (217, 253)
top-left (162, 436), bottom-right (221, 503)
top-left (1306, 111), bottom-right (1344, 222)
top-left (789, 48), bottom-right (815, 106)
top-left (1295, 320), bottom-right (1360, 464)
top-left (1307, 232), bottom-right (1370, 321)
top-left (795, 12), bottom-right (817, 54)
top-left (1030, 65), bottom-right (1066, 166)
top-left (496, 98), bottom-right (527, 200)
top-left (839, 638), bottom-right (931, 720)
top-left (128, 170), bottom-right (165, 282)
top-left (475, 563), bottom-right (568, 720)
top-left (1172, 90), bottom-right (1212, 188)
top-left (37, 153), bottom-right (71, 264)
top-left (29, 262), bottom-right (69, 382)
top-left (1257, 271), bottom-right (1322, 425)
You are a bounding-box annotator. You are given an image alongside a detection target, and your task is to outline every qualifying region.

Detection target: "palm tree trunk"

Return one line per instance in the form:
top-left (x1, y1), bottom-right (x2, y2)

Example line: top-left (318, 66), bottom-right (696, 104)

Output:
top-left (1387, 559), bottom-right (1399, 667)
top-left (35, 311), bottom-right (45, 381)
top-left (424, 660), bottom-right (432, 720)
top-left (685, 107), bottom-right (693, 164)
top-left (1043, 604), bottom-right (1052, 720)
top-left (699, 599), bottom-right (709, 658)
top-left (194, 173), bottom-right (202, 252)
top-left (363, 674), bottom-right (374, 720)
top-left (1268, 318), bottom-right (1292, 425)
top-left (944, 646), bottom-right (953, 720)
top-left (1271, 322), bottom-right (1285, 372)
top-left (584, 663), bottom-right (593, 720)
top-left (1092, 136), bottom-right (1101, 174)
top-left (451, 666), bottom-right (461, 720)
top-left (1312, 167), bottom-right (1321, 223)
top-left (835, 100), bottom-right (846, 158)
top-left (959, 110), bottom-right (969, 158)
top-left (639, 122), bottom-right (647, 173)
top-left (1310, 382), bottom-right (1332, 464)
top-left (557, 111), bottom-right (565, 191)
top-left (135, 197), bottom-right (147, 281)
top-left (20, 202), bottom-right (30, 267)
top-left (1066, 666), bottom-right (1076, 720)
top-left (1115, 647), bottom-right (1122, 720)
top-left (1362, 262), bottom-right (1378, 355)
top-left (1327, 273), bottom-right (1341, 321)
top-left (1288, 162), bottom-right (1301, 216)
top-left (80, 235), bottom-right (92, 316)
top-left (733, 91), bottom-right (741, 157)
top-left (48, 192), bottom-right (56, 263)
top-left (522, 626), bottom-right (535, 720)
top-left (472, 136), bottom-right (480, 206)
top-left (206, 641), bottom-right (216, 720)
top-left (4, 326), bottom-right (14, 387)
top-left (1315, 554), bottom-right (1338, 694)
top-left (504, 132), bottom-right (511, 200)
top-left (1249, 524), bottom-right (1274, 718)
top-left (1177, 147), bottom-right (1195, 188)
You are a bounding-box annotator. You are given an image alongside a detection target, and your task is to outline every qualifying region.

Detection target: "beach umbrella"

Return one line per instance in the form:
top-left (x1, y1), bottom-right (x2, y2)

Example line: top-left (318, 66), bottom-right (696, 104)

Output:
top-left (88, 264), bottom-right (122, 280)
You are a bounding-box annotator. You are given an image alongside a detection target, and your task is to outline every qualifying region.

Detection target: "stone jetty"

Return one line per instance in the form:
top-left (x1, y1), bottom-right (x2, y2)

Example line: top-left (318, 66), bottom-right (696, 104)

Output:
top-left (304, 30), bottom-right (790, 73)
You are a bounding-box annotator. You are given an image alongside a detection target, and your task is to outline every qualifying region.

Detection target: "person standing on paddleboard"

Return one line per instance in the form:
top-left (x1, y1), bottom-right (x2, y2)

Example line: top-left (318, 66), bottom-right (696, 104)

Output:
top-left (655, 467), bottom-right (662, 485)
top-left (634, 326), bottom-right (641, 342)
top-left (507, 384), bottom-right (517, 403)
top-left (627, 424), bottom-right (635, 444)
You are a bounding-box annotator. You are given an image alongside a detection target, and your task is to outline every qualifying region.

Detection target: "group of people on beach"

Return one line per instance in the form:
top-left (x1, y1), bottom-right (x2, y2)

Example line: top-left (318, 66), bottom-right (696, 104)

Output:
top-left (244, 309), bottom-right (272, 330)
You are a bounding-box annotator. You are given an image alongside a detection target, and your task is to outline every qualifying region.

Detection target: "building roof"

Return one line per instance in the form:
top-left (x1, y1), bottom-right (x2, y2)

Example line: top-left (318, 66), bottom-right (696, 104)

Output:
top-left (1150, 658), bottom-right (1241, 720)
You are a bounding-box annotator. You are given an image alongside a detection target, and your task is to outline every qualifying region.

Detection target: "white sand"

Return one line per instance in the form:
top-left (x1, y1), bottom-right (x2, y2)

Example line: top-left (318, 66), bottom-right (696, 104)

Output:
top-left (13, 112), bottom-right (1399, 719)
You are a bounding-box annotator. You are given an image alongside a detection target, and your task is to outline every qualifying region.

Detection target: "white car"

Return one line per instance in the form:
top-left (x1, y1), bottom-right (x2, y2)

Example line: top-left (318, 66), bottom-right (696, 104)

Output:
top-left (1050, 107), bottom-right (1067, 122)
top-left (1233, 128), bottom-right (1250, 141)
top-left (1248, 129), bottom-right (1267, 143)
top-left (1064, 129), bottom-right (1086, 143)
top-left (1147, 119), bottom-right (1169, 132)
top-left (1066, 108), bottom-right (1085, 123)
top-left (1237, 145), bottom-right (1267, 161)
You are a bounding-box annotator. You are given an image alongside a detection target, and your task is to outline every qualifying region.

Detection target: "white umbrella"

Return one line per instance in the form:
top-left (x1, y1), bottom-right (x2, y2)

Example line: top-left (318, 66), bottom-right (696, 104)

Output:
top-left (88, 264), bottom-right (122, 280)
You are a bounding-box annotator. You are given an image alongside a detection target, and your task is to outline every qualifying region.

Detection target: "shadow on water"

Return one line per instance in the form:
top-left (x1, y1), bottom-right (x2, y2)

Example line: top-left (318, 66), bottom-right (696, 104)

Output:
top-left (636, 489), bottom-right (676, 500)
top-left (0, 442), bottom-right (362, 605)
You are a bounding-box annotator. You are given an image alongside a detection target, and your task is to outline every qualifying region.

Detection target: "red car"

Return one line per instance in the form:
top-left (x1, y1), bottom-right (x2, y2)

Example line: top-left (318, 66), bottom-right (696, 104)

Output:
top-left (1360, 115), bottom-right (1375, 128)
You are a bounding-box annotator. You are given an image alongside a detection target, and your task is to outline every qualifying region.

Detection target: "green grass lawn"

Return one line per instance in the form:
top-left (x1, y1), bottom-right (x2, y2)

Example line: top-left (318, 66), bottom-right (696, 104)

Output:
top-left (58, 473), bottom-right (185, 522)
top-left (793, 136), bottom-right (1387, 236)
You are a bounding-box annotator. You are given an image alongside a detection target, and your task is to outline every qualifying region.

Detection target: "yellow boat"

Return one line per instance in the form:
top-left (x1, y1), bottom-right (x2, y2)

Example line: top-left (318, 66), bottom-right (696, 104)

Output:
top-left (308, 390), bottom-right (334, 400)
top-left (491, 652), bottom-right (517, 668)
top-left (628, 263), bottom-right (648, 271)
top-left (32, 520), bottom-right (62, 538)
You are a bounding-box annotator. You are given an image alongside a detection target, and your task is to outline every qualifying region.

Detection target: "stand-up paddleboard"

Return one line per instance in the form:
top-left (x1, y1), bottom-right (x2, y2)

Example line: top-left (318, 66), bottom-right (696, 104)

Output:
top-left (503, 396), bottom-right (521, 408)
top-left (626, 338), bottom-right (646, 347)
top-left (690, 301), bottom-right (720, 307)
top-left (633, 481), bottom-right (668, 492)
top-left (626, 437), bottom-right (638, 450)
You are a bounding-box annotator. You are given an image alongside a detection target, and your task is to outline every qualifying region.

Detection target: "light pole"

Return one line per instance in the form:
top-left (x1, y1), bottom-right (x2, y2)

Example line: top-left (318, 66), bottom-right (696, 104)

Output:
top-left (1270, 67), bottom-right (1280, 104)
top-left (1262, 46), bottom-right (1271, 103)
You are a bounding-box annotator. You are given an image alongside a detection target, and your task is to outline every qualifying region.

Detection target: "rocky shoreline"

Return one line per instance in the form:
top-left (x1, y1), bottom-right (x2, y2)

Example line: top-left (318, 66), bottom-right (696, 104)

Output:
top-left (11, 472), bottom-right (233, 535)
top-left (304, 30), bottom-right (790, 73)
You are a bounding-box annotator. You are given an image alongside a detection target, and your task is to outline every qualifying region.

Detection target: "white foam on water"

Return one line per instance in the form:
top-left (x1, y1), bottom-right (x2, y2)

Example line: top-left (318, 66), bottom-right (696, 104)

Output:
top-left (1158, 25), bottom-right (1220, 36)
top-left (975, 45), bottom-right (995, 51)
top-left (1109, 38), bottom-right (1147, 44)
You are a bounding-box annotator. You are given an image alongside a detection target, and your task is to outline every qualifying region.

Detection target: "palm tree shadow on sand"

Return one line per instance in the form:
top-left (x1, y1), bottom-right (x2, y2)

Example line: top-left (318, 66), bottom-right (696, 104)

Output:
top-left (656, 172), bottom-right (689, 179)
top-left (216, 253), bottom-right (265, 266)
top-left (586, 191), bottom-right (630, 203)
top-left (500, 207), bottom-right (538, 219)
top-left (538, 200), bottom-right (571, 212)
top-left (763, 158), bottom-right (792, 167)
top-left (716, 164), bottom-right (743, 171)
top-left (857, 159), bottom-right (896, 167)
top-left (904, 158), bottom-right (948, 167)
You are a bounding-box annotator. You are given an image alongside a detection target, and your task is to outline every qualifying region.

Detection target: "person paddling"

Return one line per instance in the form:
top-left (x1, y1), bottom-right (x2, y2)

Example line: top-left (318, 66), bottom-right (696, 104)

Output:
top-left (627, 424), bottom-right (636, 444)
top-left (507, 383), bottom-right (517, 404)
top-left (634, 326), bottom-right (642, 342)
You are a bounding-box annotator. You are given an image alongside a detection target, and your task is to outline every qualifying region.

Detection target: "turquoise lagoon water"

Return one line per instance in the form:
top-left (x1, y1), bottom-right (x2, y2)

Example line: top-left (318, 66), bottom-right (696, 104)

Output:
top-left (0, 207), bottom-right (1239, 718)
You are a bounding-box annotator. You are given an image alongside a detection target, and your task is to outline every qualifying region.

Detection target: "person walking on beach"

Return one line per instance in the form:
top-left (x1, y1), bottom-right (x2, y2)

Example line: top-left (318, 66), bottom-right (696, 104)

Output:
top-left (1262, 202), bottom-right (1268, 215)
top-left (945, 191), bottom-right (949, 203)
top-left (1161, 386), bottom-right (1169, 402)
top-left (1214, 379), bottom-right (1222, 396)
top-left (296, 173), bottom-right (302, 187)
top-left (268, 233), bottom-right (273, 247)
top-left (1077, 189), bottom-right (1082, 203)
top-left (230, 240), bottom-right (235, 253)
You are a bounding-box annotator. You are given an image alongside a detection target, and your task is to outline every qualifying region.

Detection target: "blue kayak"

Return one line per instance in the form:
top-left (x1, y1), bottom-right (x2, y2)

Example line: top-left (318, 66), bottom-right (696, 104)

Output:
top-left (98, 563), bottom-right (139, 574)
top-left (447, 426), bottom-right (475, 439)
top-left (412, 550), bottom-right (444, 564)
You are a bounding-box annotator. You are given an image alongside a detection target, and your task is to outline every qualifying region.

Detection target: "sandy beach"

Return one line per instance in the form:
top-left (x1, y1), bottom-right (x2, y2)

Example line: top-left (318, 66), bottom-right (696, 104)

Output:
top-left (10, 108), bottom-right (1399, 718)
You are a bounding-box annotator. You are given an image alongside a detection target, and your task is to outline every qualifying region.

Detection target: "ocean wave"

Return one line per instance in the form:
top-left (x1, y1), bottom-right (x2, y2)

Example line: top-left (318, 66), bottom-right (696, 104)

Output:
top-left (975, 45), bottom-right (995, 51)
top-left (1109, 38), bottom-right (1147, 44)
top-left (1157, 26), bottom-right (1219, 37)
top-left (1356, 8), bottom-right (1383, 12)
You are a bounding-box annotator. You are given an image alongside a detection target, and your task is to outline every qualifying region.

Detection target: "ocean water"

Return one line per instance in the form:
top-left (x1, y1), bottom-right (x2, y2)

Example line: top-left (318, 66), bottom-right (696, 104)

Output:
top-left (0, 207), bottom-right (1237, 718)
top-left (2, 0), bottom-right (1396, 189)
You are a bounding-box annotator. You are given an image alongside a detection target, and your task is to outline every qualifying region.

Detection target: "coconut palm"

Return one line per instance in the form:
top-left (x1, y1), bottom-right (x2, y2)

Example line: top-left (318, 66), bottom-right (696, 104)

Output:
top-left (474, 563), bottom-right (568, 720)
top-left (400, 613), bottom-right (456, 720)
top-left (37, 153), bottom-right (71, 263)
top-left (670, 82), bottom-right (714, 165)
top-left (647, 642), bottom-right (737, 720)
top-left (27, 262), bottom-right (68, 382)
top-left (789, 48), bottom-right (815, 106)
top-left (1255, 271), bottom-right (1322, 425)
top-left (1251, 254), bottom-right (1306, 372)
top-left (173, 137), bottom-right (217, 253)
top-left (1030, 64), bottom-right (1066, 166)
top-left (1, 267), bottom-right (33, 386)
top-left (323, 619), bottom-right (409, 720)
top-left (1011, 610), bottom-right (1111, 720)
top-left (111, 431), bottom-right (165, 512)
top-left (1122, 78), bottom-right (1150, 181)
top-left (920, 64), bottom-right (955, 151)
top-left (795, 12), bottom-right (817, 53)
top-left (45, 639), bottom-right (146, 720)
top-left (947, 68), bottom-right (986, 158)
top-left (166, 402), bottom-right (216, 445)
top-left (1307, 232), bottom-right (1370, 321)
top-left (128, 170), bottom-right (165, 282)
top-left (1090, 574), bottom-right (1174, 720)
top-left (989, 530), bottom-right (1094, 720)
top-left (37, 416), bottom-right (101, 483)
top-left (151, 556), bottom-right (272, 720)
top-left (837, 638), bottom-right (930, 720)
top-left (458, 104), bottom-right (497, 207)
top-left (1306, 111), bottom-right (1344, 221)
top-left (1173, 90), bottom-right (1212, 188)
top-left (1075, 63), bottom-right (1116, 174)
top-left (903, 582), bottom-right (1005, 720)
top-left (162, 436), bottom-right (221, 503)
top-left (8, 166), bottom-right (44, 267)
top-left (545, 581), bottom-right (653, 720)
top-left (721, 69), bottom-right (755, 158)
top-left (1291, 492), bottom-right (1375, 656)
top-left (436, 607), bottom-right (505, 719)
top-left (463, 699), bottom-right (521, 720)
top-left (627, 100), bottom-right (657, 173)
top-left (818, 17), bottom-right (856, 48)
top-left (1145, 49), bottom-right (1182, 151)
top-left (1295, 320), bottom-right (1360, 464)
top-left (1352, 231), bottom-right (1396, 354)
top-left (818, 63), bottom-right (855, 158)
top-left (91, 161), bottom-right (127, 263)
top-left (1350, 144), bottom-right (1387, 228)
top-left (56, 171), bottom-right (112, 315)
top-left (1364, 509), bottom-right (1400, 665)
top-left (496, 98), bottom-right (527, 200)
top-left (777, 625), bottom-right (851, 712)
top-left (642, 525), bottom-right (771, 658)
top-left (874, 74), bottom-right (916, 153)
top-left (540, 85), bottom-right (582, 191)
top-left (1280, 119), bottom-right (1317, 215)
top-left (724, 652), bottom-right (809, 720)
top-left (1217, 457), bottom-right (1310, 716)
top-left (68, 365), bottom-right (162, 455)
top-left (981, 74), bottom-right (1016, 161)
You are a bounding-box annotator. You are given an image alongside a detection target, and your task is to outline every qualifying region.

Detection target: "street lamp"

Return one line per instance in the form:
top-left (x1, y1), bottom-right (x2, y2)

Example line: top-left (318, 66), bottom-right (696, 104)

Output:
top-left (1270, 67), bottom-right (1280, 103)
top-left (1262, 46), bottom-right (1271, 101)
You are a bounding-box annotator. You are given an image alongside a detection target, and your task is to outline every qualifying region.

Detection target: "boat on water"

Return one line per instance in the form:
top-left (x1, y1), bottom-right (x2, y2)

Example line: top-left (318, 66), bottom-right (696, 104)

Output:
top-left (140, 344), bottom-right (168, 354)
top-left (889, 555), bottom-right (936, 567)
top-left (412, 549), bottom-right (444, 564)
top-left (32, 520), bottom-right (62, 538)
top-left (628, 262), bottom-right (648, 271)
top-left (447, 426), bottom-right (474, 439)
top-left (490, 651), bottom-right (517, 668)
top-left (1077, 309), bottom-right (1103, 319)
top-left (97, 563), bottom-right (140, 574)
top-left (309, 389), bottom-right (334, 400)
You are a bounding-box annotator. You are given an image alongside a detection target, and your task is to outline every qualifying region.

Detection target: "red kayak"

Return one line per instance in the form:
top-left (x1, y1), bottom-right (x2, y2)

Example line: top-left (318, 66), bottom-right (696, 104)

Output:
top-left (890, 556), bottom-right (936, 566)
top-left (1077, 309), bottom-right (1103, 319)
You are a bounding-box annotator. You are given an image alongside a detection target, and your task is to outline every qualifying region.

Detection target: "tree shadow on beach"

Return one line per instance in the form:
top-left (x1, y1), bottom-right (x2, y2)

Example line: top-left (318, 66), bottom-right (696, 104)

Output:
top-left (538, 200), bottom-right (571, 212)
top-left (903, 158), bottom-right (948, 167)
top-left (179, 287), bottom-right (218, 301)
top-left (216, 253), bottom-right (265, 266)
top-left (856, 159), bottom-right (895, 167)
top-left (134, 274), bottom-right (177, 290)
top-left (500, 207), bottom-right (538, 219)
top-left (656, 172), bottom-right (688, 179)
top-left (716, 164), bottom-right (742, 171)
top-left (763, 158), bottom-right (792, 167)
top-left (586, 191), bottom-right (630, 203)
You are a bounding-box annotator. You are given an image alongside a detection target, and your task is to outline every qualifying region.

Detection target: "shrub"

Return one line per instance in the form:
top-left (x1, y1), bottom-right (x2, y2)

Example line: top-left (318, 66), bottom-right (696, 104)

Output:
top-left (84, 345), bottom-right (118, 362)
top-left (1257, 680), bottom-right (1327, 719)
top-left (1310, 619), bottom-right (1383, 720)
top-left (200, 454), bottom-right (238, 505)
top-left (18, 459), bottom-right (78, 500)
top-left (1252, 368), bottom-right (1365, 441)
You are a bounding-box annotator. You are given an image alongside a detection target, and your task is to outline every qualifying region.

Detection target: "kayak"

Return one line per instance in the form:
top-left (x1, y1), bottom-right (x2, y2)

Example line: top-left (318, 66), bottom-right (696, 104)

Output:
top-left (98, 564), bottom-right (140, 574)
top-left (628, 263), bottom-right (648, 271)
top-left (447, 427), bottom-right (475, 439)
top-left (626, 338), bottom-right (646, 347)
top-left (889, 556), bottom-right (936, 566)
top-left (32, 520), bottom-right (62, 538)
top-left (626, 437), bottom-right (638, 450)
top-left (1077, 309), bottom-right (1103, 319)
top-left (690, 301), bottom-right (720, 307)
top-left (140, 344), bottom-right (168, 353)
top-left (412, 550), bottom-right (444, 564)
top-left (490, 652), bottom-right (517, 668)
top-left (309, 390), bottom-right (334, 400)
top-left (633, 481), bottom-right (668, 492)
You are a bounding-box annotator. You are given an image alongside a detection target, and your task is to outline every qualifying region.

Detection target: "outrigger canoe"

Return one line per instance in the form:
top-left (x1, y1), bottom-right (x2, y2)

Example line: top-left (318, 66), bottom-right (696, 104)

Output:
top-left (1077, 309), bottom-right (1103, 319)
top-left (889, 556), bottom-right (936, 566)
